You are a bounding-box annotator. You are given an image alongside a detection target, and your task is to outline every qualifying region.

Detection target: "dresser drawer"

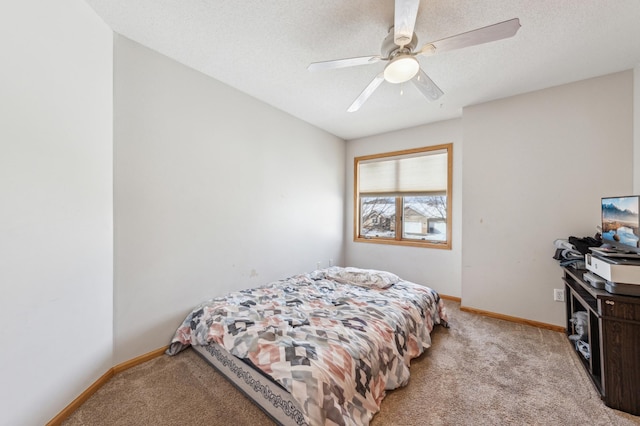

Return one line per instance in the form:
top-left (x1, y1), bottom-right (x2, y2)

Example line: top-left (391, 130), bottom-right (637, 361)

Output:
top-left (602, 298), bottom-right (640, 322)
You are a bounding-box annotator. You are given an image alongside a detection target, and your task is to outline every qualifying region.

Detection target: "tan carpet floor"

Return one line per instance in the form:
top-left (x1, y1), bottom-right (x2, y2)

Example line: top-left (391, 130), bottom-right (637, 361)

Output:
top-left (63, 300), bottom-right (640, 425)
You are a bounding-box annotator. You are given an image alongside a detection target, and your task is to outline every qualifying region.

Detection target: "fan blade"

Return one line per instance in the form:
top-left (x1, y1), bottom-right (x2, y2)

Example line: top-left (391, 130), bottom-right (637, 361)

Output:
top-left (394, 0), bottom-right (420, 46)
top-left (420, 18), bottom-right (521, 55)
top-left (308, 55), bottom-right (382, 71)
top-left (411, 69), bottom-right (444, 101)
top-left (348, 73), bottom-right (385, 112)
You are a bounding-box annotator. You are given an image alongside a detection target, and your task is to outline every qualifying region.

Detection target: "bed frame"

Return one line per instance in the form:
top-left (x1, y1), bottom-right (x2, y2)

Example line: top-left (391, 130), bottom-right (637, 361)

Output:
top-left (191, 344), bottom-right (307, 426)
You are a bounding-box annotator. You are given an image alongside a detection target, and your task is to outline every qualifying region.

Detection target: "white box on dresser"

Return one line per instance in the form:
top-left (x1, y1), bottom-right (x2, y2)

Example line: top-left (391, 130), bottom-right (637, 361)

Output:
top-left (585, 253), bottom-right (640, 285)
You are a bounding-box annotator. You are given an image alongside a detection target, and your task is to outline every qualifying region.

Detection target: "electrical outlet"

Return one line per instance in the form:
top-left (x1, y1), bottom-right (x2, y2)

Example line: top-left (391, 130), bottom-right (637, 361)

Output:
top-left (316, 261), bottom-right (321, 270)
top-left (553, 288), bottom-right (565, 302)
top-left (329, 259), bottom-right (333, 267)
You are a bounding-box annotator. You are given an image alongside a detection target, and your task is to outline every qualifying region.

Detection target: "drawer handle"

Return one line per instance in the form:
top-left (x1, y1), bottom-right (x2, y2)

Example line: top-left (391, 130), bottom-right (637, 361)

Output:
top-left (605, 300), bottom-right (615, 305)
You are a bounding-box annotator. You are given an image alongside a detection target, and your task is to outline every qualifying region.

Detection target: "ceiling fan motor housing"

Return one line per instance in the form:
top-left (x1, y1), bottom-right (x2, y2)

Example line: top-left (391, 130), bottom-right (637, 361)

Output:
top-left (382, 27), bottom-right (418, 58)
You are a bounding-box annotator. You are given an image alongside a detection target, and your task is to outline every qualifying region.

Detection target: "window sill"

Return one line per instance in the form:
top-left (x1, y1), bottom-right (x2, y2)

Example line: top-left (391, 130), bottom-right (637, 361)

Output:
top-left (354, 236), bottom-right (451, 250)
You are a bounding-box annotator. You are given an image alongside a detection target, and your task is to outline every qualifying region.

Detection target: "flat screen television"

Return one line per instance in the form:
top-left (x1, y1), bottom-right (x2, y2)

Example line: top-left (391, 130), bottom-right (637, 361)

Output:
top-left (601, 195), bottom-right (640, 253)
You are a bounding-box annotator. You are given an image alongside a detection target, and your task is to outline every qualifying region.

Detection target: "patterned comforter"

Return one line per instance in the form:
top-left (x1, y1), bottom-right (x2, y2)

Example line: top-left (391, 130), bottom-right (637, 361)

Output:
top-left (167, 267), bottom-right (448, 426)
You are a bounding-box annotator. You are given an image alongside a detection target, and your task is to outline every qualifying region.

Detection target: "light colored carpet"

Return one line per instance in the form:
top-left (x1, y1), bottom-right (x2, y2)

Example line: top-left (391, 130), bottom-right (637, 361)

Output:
top-left (63, 301), bottom-right (640, 425)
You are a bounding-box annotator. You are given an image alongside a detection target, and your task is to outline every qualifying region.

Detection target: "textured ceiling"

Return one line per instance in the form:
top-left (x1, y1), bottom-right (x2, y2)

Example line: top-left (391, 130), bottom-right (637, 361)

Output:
top-left (85, 0), bottom-right (640, 140)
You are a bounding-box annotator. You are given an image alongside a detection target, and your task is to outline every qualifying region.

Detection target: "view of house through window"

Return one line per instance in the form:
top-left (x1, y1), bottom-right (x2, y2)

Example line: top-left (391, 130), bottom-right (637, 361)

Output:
top-left (355, 144), bottom-right (452, 249)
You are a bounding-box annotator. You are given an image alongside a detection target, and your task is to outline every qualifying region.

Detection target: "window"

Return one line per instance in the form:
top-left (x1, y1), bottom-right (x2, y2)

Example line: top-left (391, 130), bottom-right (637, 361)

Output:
top-left (354, 144), bottom-right (452, 249)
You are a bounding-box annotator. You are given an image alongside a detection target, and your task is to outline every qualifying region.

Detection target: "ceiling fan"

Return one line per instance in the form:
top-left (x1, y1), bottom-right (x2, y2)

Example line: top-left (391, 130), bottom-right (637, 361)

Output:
top-left (307, 0), bottom-right (521, 112)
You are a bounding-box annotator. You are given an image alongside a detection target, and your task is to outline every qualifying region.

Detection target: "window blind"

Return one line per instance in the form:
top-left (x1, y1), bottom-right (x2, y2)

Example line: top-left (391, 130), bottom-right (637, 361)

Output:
top-left (358, 149), bottom-right (448, 196)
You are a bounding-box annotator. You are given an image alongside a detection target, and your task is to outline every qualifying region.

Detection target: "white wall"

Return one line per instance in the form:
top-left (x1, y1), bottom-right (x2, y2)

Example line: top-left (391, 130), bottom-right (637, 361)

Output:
top-left (113, 36), bottom-right (345, 363)
top-left (0, 2), bottom-right (113, 425)
top-left (462, 71), bottom-right (633, 326)
top-left (345, 119), bottom-right (463, 298)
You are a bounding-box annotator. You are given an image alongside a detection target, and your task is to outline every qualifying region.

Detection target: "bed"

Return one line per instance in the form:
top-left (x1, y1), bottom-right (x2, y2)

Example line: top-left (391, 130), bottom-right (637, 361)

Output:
top-left (167, 267), bottom-right (448, 426)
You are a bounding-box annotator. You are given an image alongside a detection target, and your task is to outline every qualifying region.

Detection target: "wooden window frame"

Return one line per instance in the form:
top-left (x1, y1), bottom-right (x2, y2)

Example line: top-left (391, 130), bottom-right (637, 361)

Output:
top-left (353, 143), bottom-right (453, 249)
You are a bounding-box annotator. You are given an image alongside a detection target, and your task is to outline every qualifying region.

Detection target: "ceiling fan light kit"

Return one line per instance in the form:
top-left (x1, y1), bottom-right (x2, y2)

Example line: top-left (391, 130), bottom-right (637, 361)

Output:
top-left (384, 55), bottom-right (420, 83)
top-left (308, 0), bottom-right (521, 111)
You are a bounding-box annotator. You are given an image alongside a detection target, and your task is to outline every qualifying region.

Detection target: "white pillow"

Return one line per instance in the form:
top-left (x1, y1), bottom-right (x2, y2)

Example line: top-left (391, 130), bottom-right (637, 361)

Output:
top-left (325, 267), bottom-right (400, 289)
